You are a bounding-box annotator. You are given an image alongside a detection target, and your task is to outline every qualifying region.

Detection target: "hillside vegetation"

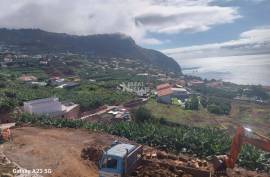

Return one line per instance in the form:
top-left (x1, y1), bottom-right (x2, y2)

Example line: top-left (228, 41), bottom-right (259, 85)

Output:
top-left (0, 28), bottom-right (181, 73)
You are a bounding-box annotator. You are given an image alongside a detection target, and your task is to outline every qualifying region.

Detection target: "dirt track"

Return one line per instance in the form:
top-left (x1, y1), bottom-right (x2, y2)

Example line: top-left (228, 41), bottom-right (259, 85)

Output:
top-left (2, 126), bottom-right (129, 177)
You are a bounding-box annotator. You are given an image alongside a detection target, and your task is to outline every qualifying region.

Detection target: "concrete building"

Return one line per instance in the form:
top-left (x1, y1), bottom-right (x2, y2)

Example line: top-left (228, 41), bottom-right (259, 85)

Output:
top-left (206, 81), bottom-right (223, 88)
top-left (156, 83), bottom-right (173, 104)
top-left (171, 87), bottom-right (189, 101)
top-left (23, 97), bottom-right (80, 119)
top-left (62, 102), bottom-right (80, 119)
top-left (56, 82), bottom-right (80, 89)
top-left (30, 81), bottom-right (47, 87)
top-left (175, 80), bottom-right (186, 87)
top-left (3, 57), bottom-right (13, 63)
top-left (19, 74), bottom-right (37, 82)
top-left (156, 83), bottom-right (190, 105)
top-left (187, 80), bottom-right (204, 87)
top-left (23, 97), bottom-right (62, 116)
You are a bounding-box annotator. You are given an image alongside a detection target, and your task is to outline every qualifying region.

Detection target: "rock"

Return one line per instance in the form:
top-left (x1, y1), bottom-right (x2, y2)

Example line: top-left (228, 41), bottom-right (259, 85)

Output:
top-left (202, 160), bottom-right (208, 167)
top-left (157, 151), bottom-right (168, 159)
top-left (175, 169), bottom-right (184, 176)
top-left (167, 154), bottom-right (178, 160)
top-left (198, 160), bottom-right (203, 167)
top-left (235, 168), bottom-right (241, 174)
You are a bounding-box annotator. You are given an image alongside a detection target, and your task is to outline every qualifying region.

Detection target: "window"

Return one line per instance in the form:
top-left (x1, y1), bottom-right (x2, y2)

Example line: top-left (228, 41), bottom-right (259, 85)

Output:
top-left (102, 157), bottom-right (118, 169)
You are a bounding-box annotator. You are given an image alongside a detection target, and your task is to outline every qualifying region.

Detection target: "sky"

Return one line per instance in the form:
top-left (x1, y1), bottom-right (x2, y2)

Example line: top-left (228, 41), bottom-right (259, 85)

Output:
top-left (0, 0), bottom-right (269, 59)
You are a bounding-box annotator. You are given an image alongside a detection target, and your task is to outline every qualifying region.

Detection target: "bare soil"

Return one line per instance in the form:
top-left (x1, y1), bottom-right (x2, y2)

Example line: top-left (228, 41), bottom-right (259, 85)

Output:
top-left (1, 126), bottom-right (269, 177)
top-left (1, 126), bottom-right (129, 177)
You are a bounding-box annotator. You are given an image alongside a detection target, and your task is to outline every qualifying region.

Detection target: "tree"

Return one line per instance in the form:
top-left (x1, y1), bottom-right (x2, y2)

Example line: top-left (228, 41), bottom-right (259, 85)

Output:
top-left (191, 96), bottom-right (199, 110)
top-left (159, 117), bottom-right (167, 125)
top-left (207, 104), bottom-right (222, 114)
top-left (246, 86), bottom-right (269, 100)
top-left (0, 97), bottom-right (15, 113)
top-left (206, 96), bottom-right (231, 115)
top-left (5, 91), bottom-right (16, 98)
top-left (200, 96), bottom-right (208, 108)
top-left (185, 96), bottom-right (199, 110)
top-left (0, 81), bottom-right (6, 88)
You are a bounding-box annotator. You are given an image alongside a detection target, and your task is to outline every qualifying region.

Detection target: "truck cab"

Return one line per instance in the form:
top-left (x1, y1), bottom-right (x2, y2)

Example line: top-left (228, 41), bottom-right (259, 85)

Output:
top-left (99, 142), bottom-right (143, 177)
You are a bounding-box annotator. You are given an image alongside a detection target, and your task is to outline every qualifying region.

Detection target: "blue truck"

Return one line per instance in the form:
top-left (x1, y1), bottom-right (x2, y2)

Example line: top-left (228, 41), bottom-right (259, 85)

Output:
top-left (99, 142), bottom-right (143, 177)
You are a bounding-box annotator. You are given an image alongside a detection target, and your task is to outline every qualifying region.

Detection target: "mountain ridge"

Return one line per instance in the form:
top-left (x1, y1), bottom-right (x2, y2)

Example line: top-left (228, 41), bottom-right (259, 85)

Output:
top-left (0, 28), bottom-right (181, 74)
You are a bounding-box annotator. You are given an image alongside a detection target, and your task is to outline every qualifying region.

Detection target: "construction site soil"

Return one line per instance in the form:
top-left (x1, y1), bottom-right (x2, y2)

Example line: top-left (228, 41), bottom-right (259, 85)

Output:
top-left (0, 126), bottom-right (269, 177)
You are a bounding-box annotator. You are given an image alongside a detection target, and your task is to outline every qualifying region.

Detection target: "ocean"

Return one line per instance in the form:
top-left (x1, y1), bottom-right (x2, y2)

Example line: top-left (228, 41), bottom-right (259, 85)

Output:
top-left (176, 54), bottom-right (270, 86)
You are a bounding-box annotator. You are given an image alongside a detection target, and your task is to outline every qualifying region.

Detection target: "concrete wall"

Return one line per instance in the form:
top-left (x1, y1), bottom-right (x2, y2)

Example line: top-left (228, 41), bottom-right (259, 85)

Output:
top-left (171, 92), bottom-right (189, 101)
top-left (157, 95), bottom-right (171, 104)
top-left (63, 105), bottom-right (80, 119)
top-left (24, 99), bottom-right (62, 115)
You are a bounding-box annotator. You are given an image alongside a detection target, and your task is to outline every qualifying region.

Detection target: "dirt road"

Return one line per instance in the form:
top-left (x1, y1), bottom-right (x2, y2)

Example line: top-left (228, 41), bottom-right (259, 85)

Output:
top-left (2, 126), bottom-right (128, 177)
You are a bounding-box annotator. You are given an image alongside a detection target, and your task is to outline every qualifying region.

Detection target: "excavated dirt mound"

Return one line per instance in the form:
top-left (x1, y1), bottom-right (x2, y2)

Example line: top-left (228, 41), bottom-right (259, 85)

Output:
top-left (81, 145), bottom-right (103, 166)
top-left (130, 148), bottom-right (211, 177)
top-left (131, 160), bottom-right (190, 177)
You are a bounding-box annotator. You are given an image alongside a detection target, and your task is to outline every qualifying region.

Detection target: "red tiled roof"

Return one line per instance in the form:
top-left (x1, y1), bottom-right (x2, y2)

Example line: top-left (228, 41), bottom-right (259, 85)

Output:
top-left (189, 80), bottom-right (204, 84)
top-left (156, 83), bottom-right (171, 91)
top-left (157, 88), bottom-right (172, 97)
top-left (156, 83), bottom-right (172, 97)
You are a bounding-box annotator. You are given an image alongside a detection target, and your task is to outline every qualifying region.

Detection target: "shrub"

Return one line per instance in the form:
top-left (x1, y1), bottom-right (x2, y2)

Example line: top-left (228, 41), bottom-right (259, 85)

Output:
top-left (200, 96), bottom-right (208, 108)
top-left (207, 97), bottom-right (231, 115)
top-left (0, 97), bottom-right (15, 113)
top-left (131, 107), bottom-right (154, 123)
top-left (207, 104), bottom-right (222, 114)
top-left (185, 96), bottom-right (199, 110)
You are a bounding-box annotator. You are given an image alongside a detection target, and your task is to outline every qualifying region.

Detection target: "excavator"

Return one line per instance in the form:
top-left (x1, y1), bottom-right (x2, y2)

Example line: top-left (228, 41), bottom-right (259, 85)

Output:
top-left (213, 126), bottom-right (270, 173)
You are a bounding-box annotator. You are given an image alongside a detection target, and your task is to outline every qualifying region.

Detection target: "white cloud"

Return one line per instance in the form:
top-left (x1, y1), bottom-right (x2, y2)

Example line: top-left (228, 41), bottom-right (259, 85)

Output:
top-left (0, 0), bottom-right (240, 45)
top-left (135, 5), bottom-right (240, 34)
top-left (162, 26), bottom-right (270, 59)
top-left (222, 0), bottom-right (266, 2)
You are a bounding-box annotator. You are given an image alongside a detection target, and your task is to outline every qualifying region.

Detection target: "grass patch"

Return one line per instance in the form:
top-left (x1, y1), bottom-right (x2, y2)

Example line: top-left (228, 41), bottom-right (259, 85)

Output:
top-left (144, 99), bottom-right (220, 127)
top-left (231, 101), bottom-right (270, 129)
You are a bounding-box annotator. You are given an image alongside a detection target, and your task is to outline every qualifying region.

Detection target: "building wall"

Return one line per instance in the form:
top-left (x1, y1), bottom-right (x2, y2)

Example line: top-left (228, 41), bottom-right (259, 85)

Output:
top-left (157, 95), bottom-right (171, 104)
top-left (63, 106), bottom-right (80, 119)
top-left (172, 91), bottom-right (189, 101)
top-left (23, 104), bottom-right (31, 113)
top-left (24, 100), bottom-right (62, 115)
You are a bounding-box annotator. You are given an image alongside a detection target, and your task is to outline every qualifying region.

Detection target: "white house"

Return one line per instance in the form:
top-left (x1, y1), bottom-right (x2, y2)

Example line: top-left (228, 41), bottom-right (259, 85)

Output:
top-left (23, 97), bottom-right (63, 116)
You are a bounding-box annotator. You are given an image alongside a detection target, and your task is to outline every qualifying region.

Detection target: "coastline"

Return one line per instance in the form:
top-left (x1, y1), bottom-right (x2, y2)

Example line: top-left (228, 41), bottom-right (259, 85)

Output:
top-left (176, 54), bottom-right (270, 87)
